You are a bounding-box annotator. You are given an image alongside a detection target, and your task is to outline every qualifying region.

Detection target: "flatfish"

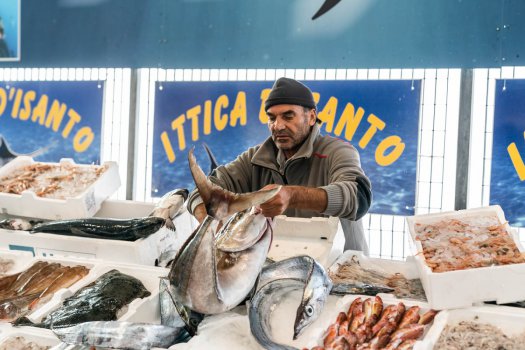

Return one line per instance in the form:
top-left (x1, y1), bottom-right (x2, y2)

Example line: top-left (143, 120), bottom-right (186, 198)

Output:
top-left (13, 269), bottom-right (150, 328)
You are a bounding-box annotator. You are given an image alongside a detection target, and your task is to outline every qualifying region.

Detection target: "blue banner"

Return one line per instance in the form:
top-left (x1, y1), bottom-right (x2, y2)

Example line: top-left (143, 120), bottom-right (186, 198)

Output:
top-left (153, 80), bottom-right (420, 216)
top-left (0, 81), bottom-right (104, 166)
top-left (491, 79), bottom-right (525, 227)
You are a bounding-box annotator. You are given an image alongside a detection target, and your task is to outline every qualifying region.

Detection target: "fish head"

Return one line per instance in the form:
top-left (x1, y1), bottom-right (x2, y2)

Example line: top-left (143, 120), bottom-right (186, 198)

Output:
top-left (133, 216), bottom-right (166, 232)
top-left (0, 301), bottom-right (19, 321)
top-left (293, 261), bottom-right (333, 340)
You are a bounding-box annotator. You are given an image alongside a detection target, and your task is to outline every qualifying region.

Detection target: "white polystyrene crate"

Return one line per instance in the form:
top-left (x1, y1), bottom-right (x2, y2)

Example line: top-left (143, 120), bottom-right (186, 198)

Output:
top-left (27, 256), bottom-right (169, 326)
top-left (406, 205), bottom-right (525, 310)
top-left (0, 327), bottom-right (60, 348)
top-left (268, 216), bottom-right (344, 269)
top-left (328, 250), bottom-right (428, 303)
top-left (298, 294), bottom-right (437, 350)
top-left (0, 199), bottom-right (196, 266)
top-left (421, 305), bottom-right (525, 350)
top-left (0, 156), bottom-right (120, 220)
top-left (0, 249), bottom-right (34, 275)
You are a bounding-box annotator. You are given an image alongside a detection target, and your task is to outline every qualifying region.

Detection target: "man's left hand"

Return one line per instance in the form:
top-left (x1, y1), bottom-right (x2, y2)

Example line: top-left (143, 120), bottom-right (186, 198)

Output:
top-left (258, 184), bottom-right (291, 217)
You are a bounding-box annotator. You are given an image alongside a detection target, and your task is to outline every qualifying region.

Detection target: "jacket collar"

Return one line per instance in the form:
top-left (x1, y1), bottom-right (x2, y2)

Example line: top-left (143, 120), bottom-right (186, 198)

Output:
top-left (252, 123), bottom-right (321, 170)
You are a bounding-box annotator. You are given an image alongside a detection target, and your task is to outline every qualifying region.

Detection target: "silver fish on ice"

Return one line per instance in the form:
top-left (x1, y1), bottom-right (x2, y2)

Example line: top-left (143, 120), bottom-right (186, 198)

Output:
top-left (248, 255), bottom-right (333, 349)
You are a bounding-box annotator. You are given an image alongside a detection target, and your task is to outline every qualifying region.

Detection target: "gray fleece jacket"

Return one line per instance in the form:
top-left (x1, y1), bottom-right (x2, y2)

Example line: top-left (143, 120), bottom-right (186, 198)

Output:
top-left (187, 123), bottom-right (372, 253)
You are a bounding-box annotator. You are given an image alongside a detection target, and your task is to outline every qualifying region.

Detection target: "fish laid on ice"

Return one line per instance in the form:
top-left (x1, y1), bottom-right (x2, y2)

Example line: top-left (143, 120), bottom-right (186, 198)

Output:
top-left (248, 255), bottom-right (333, 349)
top-left (29, 188), bottom-right (189, 241)
top-left (169, 148), bottom-right (280, 315)
top-left (31, 216), bottom-right (166, 241)
top-left (52, 321), bottom-right (187, 350)
top-left (28, 265), bottom-right (90, 311)
top-left (14, 269), bottom-right (150, 328)
top-left (0, 293), bottom-right (41, 322)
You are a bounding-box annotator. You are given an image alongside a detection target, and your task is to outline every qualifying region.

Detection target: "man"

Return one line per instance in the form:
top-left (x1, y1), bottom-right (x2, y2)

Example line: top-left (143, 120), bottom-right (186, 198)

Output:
top-left (187, 77), bottom-right (372, 253)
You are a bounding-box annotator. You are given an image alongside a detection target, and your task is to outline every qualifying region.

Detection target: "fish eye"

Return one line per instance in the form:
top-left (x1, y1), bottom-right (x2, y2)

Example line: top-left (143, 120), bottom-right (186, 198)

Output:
top-left (305, 305), bottom-right (314, 317)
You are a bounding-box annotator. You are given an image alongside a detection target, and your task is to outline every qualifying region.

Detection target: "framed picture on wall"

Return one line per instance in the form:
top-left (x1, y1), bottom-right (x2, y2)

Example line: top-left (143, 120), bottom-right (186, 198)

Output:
top-left (0, 0), bottom-right (20, 61)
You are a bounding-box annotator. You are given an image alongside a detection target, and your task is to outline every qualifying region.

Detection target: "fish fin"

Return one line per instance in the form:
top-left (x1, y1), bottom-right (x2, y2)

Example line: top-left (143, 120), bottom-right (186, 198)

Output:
top-left (203, 143), bottom-right (219, 175)
top-left (11, 315), bottom-right (36, 327)
top-left (312, 0), bottom-right (342, 20)
top-left (228, 187), bottom-right (282, 215)
top-left (188, 147), bottom-right (282, 220)
top-left (69, 227), bottom-right (95, 238)
top-left (165, 218), bottom-right (176, 231)
top-left (188, 147), bottom-right (229, 215)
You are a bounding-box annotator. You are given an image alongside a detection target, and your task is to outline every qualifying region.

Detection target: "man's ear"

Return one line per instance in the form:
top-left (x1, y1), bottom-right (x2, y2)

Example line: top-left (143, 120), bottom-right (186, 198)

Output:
top-left (309, 109), bottom-right (317, 126)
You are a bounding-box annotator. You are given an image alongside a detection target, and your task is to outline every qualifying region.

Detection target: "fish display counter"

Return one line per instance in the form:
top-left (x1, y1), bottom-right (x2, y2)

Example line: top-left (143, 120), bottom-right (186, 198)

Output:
top-left (0, 253), bottom-right (171, 346)
top-left (0, 156), bottom-right (121, 220)
top-left (406, 205), bottom-right (525, 310)
top-left (0, 197), bottom-right (197, 266)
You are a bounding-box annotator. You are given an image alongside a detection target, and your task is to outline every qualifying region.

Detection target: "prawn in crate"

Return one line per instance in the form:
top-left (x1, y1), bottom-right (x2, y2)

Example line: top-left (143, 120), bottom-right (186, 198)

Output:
top-left (406, 205), bottom-right (525, 310)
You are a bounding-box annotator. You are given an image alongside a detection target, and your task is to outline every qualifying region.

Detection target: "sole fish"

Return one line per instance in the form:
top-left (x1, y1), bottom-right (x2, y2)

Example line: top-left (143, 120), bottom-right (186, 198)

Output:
top-left (248, 255), bottom-right (332, 349)
top-left (52, 321), bottom-right (187, 350)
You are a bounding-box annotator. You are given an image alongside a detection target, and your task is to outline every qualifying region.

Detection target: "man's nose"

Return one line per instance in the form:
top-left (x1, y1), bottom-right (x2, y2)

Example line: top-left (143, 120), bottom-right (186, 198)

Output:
top-left (273, 118), bottom-right (285, 130)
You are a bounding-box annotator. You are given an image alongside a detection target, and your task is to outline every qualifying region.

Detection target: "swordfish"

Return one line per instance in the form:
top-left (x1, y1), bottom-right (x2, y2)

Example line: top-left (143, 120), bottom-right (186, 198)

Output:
top-left (168, 148), bottom-right (281, 314)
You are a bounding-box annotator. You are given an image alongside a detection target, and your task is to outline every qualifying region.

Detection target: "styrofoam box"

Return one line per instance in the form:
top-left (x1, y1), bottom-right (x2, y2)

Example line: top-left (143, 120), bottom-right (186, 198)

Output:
top-left (0, 156), bottom-right (120, 220)
top-left (328, 250), bottom-right (428, 303)
top-left (0, 327), bottom-right (61, 348)
top-left (406, 205), bottom-right (525, 310)
top-left (421, 305), bottom-right (525, 350)
top-left (2, 255), bottom-right (169, 344)
top-left (0, 199), bottom-right (198, 266)
top-left (268, 215), bottom-right (344, 269)
top-left (295, 294), bottom-right (437, 350)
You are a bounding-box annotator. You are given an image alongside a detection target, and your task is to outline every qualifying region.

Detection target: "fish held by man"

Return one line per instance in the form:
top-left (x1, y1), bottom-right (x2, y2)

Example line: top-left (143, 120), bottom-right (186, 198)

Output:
top-left (188, 147), bottom-right (281, 221)
top-left (168, 148), bottom-right (279, 314)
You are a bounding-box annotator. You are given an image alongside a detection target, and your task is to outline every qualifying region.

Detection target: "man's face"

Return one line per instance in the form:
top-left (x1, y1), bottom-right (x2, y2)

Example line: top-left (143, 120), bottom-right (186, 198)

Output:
top-left (266, 104), bottom-right (317, 158)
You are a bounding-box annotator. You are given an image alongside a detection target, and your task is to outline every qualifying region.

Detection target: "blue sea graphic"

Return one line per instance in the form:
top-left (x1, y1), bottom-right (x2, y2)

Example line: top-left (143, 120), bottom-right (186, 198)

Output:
top-left (490, 79), bottom-right (525, 227)
top-left (151, 80), bottom-right (420, 216)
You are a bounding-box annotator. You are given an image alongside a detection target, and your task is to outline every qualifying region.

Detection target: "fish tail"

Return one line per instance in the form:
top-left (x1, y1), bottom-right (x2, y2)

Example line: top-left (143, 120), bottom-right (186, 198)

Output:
top-left (188, 148), bottom-right (281, 220)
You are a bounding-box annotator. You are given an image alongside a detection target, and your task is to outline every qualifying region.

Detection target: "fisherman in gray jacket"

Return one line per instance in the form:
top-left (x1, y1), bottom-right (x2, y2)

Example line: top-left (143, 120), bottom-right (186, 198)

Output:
top-left (187, 77), bottom-right (372, 254)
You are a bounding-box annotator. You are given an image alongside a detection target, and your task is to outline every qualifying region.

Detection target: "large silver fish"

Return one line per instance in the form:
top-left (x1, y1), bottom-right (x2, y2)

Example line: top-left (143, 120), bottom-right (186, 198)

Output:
top-left (159, 277), bottom-right (203, 336)
top-left (52, 321), bottom-right (186, 350)
top-left (248, 255), bottom-right (333, 349)
top-left (168, 148), bottom-right (280, 314)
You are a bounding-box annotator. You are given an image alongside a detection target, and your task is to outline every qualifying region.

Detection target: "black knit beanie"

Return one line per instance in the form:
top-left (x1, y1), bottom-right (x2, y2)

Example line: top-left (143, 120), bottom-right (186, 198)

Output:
top-left (264, 77), bottom-right (316, 112)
